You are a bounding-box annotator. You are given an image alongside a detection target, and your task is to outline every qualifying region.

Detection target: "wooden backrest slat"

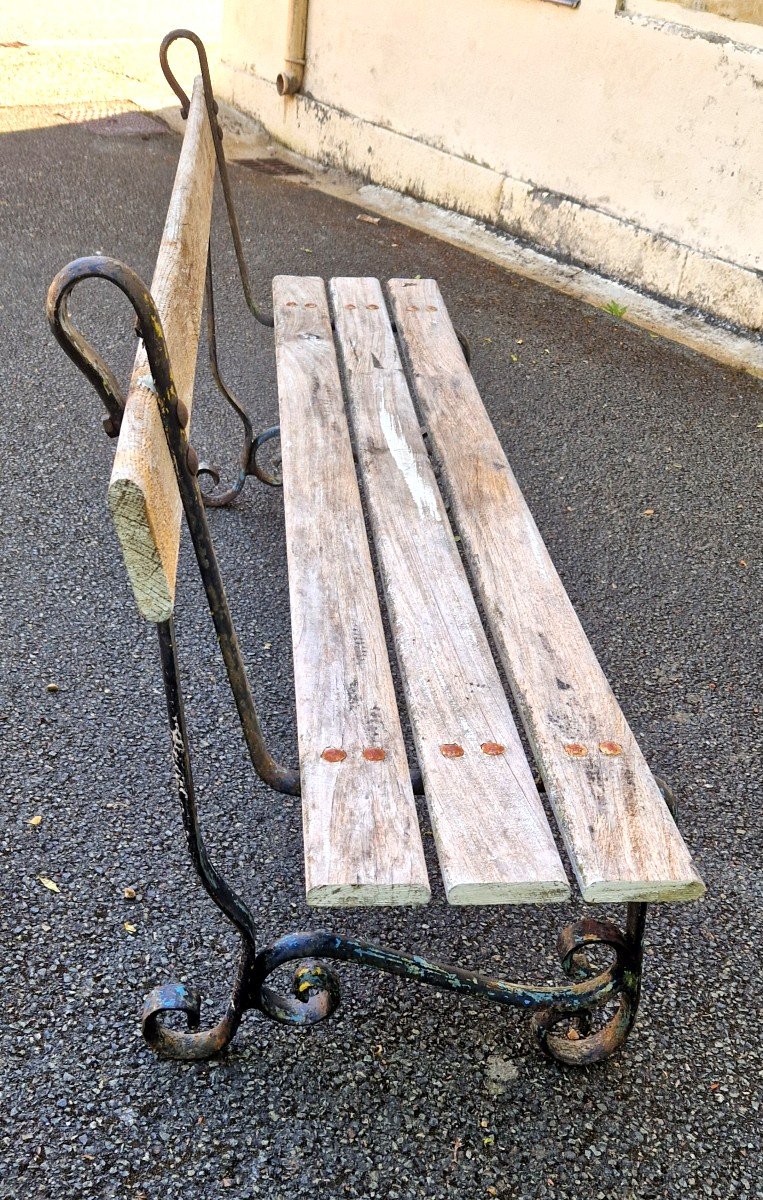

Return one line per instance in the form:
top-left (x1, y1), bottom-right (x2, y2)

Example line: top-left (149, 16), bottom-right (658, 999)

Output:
top-left (389, 278), bottom-right (704, 904)
top-left (108, 76), bottom-right (215, 623)
top-left (331, 276), bottom-right (569, 905)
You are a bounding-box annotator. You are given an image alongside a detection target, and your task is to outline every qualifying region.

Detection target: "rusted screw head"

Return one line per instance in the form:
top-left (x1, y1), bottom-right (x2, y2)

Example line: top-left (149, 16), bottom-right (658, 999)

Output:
top-left (599, 741), bottom-right (623, 756)
top-left (186, 445), bottom-right (200, 476)
top-left (440, 743), bottom-right (464, 758)
top-left (362, 747), bottom-right (386, 762)
top-left (481, 742), bottom-right (505, 756)
top-left (563, 742), bottom-right (588, 758)
top-left (175, 399), bottom-right (189, 430)
top-left (321, 747), bottom-right (346, 763)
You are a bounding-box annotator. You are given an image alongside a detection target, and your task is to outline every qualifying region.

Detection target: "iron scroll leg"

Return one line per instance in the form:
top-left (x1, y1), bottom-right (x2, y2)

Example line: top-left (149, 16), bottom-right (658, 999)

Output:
top-left (195, 246), bottom-right (284, 506)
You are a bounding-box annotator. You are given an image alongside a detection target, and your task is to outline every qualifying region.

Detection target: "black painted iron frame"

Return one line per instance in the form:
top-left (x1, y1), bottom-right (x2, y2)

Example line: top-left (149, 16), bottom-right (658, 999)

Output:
top-left (44, 31), bottom-right (665, 1067)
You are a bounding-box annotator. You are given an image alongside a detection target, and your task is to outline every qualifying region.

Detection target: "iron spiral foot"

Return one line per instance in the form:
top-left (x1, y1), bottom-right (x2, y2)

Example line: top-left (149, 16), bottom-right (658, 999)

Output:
top-left (531, 905), bottom-right (646, 1066)
top-left (141, 981), bottom-right (244, 1061)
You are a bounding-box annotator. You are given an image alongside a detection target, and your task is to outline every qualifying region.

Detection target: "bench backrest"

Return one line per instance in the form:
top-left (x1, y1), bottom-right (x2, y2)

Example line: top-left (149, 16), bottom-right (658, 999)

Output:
top-left (108, 75), bottom-right (215, 623)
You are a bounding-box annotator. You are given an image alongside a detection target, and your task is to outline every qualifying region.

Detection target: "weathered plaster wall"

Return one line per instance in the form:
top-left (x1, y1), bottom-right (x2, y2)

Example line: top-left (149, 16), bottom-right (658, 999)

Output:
top-left (219, 0), bottom-right (763, 331)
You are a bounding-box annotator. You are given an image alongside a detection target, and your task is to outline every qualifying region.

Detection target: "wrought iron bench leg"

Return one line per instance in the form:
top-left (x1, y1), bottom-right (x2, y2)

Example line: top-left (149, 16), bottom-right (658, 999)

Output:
top-left (145, 610), bottom-right (649, 1064)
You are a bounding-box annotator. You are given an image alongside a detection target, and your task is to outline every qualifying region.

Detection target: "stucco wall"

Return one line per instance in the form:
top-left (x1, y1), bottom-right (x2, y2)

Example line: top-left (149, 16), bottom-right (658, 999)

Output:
top-left (219, 0), bottom-right (763, 331)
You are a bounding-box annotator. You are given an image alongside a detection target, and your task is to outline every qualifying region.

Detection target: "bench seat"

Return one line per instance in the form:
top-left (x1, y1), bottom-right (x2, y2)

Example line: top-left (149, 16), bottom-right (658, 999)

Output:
top-left (274, 274), bottom-right (704, 908)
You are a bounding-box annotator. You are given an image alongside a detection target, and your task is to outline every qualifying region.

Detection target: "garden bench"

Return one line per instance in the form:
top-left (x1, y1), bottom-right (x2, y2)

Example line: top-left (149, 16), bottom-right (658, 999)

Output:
top-left (47, 30), bottom-right (704, 1066)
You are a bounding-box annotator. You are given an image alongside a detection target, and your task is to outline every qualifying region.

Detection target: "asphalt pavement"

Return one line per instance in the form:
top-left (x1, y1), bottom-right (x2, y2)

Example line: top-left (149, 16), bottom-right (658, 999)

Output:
top-left (1, 104), bottom-right (761, 1200)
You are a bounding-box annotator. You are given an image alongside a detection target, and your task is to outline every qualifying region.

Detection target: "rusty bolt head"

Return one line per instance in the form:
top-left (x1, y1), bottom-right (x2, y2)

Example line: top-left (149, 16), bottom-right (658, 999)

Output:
top-left (599, 741), bottom-right (623, 756)
top-left (440, 743), bottom-right (464, 758)
top-left (321, 747), bottom-right (346, 763)
top-left (481, 742), bottom-right (505, 756)
top-left (175, 399), bottom-right (189, 430)
top-left (362, 747), bottom-right (386, 762)
top-left (563, 742), bottom-right (588, 758)
top-left (186, 445), bottom-right (200, 476)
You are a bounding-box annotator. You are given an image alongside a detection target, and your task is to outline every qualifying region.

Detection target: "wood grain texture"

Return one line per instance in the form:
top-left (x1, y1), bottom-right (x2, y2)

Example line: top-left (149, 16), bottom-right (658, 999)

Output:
top-left (331, 277), bottom-right (569, 905)
top-left (274, 276), bottom-right (430, 907)
top-left (108, 76), bottom-right (215, 623)
top-left (389, 278), bottom-right (705, 904)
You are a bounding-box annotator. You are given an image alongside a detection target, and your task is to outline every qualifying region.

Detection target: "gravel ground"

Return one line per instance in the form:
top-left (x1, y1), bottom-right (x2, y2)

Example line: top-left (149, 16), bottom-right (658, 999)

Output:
top-left (1, 111), bottom-right (761, 1200)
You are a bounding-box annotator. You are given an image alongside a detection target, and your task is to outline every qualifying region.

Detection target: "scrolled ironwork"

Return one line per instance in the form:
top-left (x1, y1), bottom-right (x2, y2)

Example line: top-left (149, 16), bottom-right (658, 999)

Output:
top-left (142, 944), bottom-right (254, 1061)
top-left (532, 905), bottom-right (646, 1065)
top-left (136, 909), bottom-right (646, 1061)
top-left (249, 425), bottom-right (283, 487)
top-left (45, 258), bottom-right (130, 437)
top-left (159, 28), bottom-right (274, 329)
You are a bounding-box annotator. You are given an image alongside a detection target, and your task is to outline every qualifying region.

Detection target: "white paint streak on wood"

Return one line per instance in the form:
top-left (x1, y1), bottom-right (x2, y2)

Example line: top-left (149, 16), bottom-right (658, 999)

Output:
top-left (389, 277), bottom-right (705, 904)
top-left (331, 276), bottom-right (569, 905)
top-left (108, 76), bottom-right (214, 622)
top-left (378, 399), bottom-right (441, 523)
top-left (274, 275), bottom-right (430, 907)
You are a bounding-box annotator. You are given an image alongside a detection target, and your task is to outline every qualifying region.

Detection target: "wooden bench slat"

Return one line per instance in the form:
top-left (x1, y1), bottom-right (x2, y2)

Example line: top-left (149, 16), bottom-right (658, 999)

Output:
top-left (330, 277), bottom-right (570, 905)
top-left (274, 275), bottom-right (431, 907)
top-left (389, 278), bottom-right (705, 904)
top-left (108, 76), bottom-right (215, 623)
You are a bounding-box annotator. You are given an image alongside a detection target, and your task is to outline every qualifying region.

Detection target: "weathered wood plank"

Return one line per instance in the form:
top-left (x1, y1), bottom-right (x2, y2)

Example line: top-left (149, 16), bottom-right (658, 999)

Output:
top-left (274, 275), bottom-right (430, 907)
top-left (331, 278), bottom-right (569, 904)
top-left (389, 277), bottom-right (705, 904)
top-left (108, 76), bottom-right (214, 623)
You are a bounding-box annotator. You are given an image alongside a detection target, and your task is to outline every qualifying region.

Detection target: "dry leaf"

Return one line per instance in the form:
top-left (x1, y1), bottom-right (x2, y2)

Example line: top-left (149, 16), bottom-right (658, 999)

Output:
top-left (28, 815), bottom-right (42, 827)
top-left (39, 877), bottom-right (60, 893)
top-left (123, 886), bottom-right (137, 901)
top-left (123, 922), bottom-right (137, 934)
top-left (356, 213), bottom-right (380, 225)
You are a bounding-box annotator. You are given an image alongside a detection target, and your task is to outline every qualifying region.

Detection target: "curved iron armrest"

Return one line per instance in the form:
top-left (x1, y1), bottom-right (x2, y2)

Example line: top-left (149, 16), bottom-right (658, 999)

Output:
top-left (46, 255), bottom-right (299, 801)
